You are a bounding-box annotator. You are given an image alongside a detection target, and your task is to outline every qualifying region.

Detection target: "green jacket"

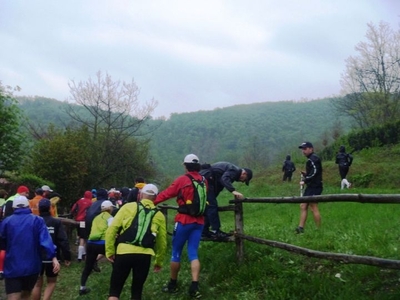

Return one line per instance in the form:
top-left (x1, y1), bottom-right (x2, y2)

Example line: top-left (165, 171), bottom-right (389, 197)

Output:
top-left (105, 199), bottom-right (167, 267)
top-left (89, 211), bottom-right (113, 241)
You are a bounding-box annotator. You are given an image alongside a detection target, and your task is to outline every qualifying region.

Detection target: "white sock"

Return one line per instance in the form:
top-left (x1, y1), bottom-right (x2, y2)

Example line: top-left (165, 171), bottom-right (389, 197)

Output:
top-left (78, 246), bottom-right (84, 259)
top-left (343, 178), bottom-right (350, 188)
top-left (341, 179), bottom-right (346, 190)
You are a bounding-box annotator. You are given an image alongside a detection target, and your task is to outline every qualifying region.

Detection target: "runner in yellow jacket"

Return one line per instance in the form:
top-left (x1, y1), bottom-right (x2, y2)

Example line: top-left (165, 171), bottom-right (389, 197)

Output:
top-left (105, 183), bottom-right (167, 300)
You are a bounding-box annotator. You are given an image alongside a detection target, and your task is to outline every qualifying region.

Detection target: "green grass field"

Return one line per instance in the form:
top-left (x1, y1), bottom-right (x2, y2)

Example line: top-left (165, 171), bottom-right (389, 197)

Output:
top-left (48, 182), bottom-right (400, 300)
top-left (8, 145), bottom-right (400, 299)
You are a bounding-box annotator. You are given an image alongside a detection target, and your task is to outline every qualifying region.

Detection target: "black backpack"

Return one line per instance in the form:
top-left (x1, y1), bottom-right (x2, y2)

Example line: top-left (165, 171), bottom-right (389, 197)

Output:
top-left (117, 202), bottom-right (158, 249)
top-left (177, 174), bottom-right (207, 216)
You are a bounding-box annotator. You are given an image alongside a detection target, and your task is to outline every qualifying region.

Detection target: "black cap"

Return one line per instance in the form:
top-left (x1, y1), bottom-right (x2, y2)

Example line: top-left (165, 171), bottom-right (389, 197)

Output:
top-left (298, 142), bottom-right (313, 149)
top-left (243, 168), bottom-right (253, 186)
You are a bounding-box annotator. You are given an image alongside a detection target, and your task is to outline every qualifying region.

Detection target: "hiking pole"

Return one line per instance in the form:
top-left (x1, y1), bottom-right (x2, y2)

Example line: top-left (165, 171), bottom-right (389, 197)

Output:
top-left (300, 173), bottom-right (304, 197)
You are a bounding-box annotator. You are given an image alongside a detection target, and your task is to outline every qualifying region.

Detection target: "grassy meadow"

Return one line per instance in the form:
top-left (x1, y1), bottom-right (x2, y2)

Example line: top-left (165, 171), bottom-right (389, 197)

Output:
top-left (18, 146), bottom-right (400, 299)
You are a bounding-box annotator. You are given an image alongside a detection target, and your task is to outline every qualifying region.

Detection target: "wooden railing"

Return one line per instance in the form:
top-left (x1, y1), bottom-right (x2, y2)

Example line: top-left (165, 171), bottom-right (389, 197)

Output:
top-left (158, 194), bottom-right (400, 270)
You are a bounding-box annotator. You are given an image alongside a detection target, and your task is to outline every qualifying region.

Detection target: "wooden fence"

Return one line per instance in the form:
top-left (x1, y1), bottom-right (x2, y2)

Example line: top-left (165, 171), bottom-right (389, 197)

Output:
top-left (158, 194), bottom-right (400, 270)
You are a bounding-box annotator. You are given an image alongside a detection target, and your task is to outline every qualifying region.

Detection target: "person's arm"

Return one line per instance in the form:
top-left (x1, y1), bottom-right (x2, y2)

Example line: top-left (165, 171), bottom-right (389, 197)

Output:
top-left (154, 178), bottom-right (181, 205)
top-left (55, 220), bottom-right (72, 265)
top-left (220, 170), bottom-right (237, 192)
top-left (348, 154), bottom-right (353, 166)
top-left (304, 157), bottom-right (318, 183)
top-left (153, 211), bottom-right (167, 270)
top-left (105, 206), bottom-right (128, 261)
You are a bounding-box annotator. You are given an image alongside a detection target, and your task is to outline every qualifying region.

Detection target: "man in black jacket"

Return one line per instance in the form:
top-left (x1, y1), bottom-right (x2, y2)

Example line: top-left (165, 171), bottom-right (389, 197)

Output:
top-left (282, 155), bottom-right (296, 182)
top-left (32, 198), bottom-right (71, 300)
top-left (335, 145), bottom-right (353, 189)
top-left (296, 142), bottom-right (322, 234)
top-left (200, 162), bottom-right (252, 240)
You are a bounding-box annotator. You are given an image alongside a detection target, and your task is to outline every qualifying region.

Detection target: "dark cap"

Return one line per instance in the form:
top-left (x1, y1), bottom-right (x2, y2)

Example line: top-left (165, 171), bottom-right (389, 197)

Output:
top-left (39, 198), bottom-right (51, 211)
top-left (243, 168), bottom-right (253, 186)
top-left (298, 142), bottom-right (313, 149)
top-left (35, 188), bottom-right (44, 195)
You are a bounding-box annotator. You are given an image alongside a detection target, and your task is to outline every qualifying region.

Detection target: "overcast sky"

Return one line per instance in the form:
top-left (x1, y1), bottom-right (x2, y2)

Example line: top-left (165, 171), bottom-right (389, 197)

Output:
top-left (1, 1), bottom-right (399, 118)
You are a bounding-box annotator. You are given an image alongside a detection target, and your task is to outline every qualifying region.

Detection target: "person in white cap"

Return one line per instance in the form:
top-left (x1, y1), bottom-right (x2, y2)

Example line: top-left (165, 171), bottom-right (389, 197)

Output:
top-left (78, 200), bottom-right (115, 295)
top-left (0, 196), bottom-right (60, 299)
top-left (154, 154), bottom-right (207, 298)
top-left (106, 184), bottom-right (167, 300)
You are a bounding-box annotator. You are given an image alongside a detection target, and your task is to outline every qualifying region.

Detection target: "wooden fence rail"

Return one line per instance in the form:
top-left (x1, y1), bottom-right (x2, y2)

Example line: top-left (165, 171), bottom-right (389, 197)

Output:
top-left (57, 194), bottom-right (400, 269)
top-left (229, 193), bottom-right (400, 268)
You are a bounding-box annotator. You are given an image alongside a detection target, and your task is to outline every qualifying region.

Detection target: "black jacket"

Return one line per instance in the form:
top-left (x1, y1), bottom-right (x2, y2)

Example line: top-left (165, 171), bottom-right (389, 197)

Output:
top-left (200, 162), bottom-right (242, 196)
top-left (282, 155), bottom-right (296, 173)
top-left (40, 212), bottom-right (71, 261)
top-left (304, 153), bottom-right (323, 188)
top-left (335, 146), bottom-right (353, 167)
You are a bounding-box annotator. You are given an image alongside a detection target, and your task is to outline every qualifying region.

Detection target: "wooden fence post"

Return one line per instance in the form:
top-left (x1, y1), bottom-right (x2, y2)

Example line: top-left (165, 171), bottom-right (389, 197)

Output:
top-left (234, 201), bottom-right (244, 263)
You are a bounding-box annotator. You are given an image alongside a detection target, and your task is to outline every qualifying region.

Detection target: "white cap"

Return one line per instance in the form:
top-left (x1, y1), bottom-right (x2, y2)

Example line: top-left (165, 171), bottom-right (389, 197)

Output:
top-left (41, 185), bottom-right (53, 192)
top-left (101, 200), bottom-right (115, 209)
top-left (13, 195), bottom-right (30, 208)
top-left (183, 154), bottom-right (199, 164)
top-left (141, 184), bottom-right (158, 196)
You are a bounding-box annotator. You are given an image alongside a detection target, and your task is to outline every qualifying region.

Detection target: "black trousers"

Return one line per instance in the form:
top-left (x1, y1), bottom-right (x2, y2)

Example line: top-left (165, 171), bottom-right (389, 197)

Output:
top-left (108, 253), bottom-right (152, 300)
top-left (339, 166), bottom-right (349, 179)
top-left (80, 243), bottom-right (105, 286)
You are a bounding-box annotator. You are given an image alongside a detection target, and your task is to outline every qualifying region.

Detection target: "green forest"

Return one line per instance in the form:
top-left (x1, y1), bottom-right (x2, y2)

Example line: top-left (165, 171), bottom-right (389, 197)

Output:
top-left (16, 95), bottom-right (352, 177)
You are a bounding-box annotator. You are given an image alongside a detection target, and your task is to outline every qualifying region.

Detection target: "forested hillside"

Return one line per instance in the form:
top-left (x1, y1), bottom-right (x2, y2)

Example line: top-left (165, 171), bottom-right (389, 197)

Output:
top-left (17, 96), bottom-right (352, 177)
top-left (149, 98), bottom-right (352, 175)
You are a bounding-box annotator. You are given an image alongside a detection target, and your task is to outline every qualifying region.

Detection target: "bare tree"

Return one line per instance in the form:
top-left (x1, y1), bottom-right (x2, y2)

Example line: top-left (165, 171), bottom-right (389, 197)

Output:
top-left (64, 71), bottom-right (159, 186)
top-left (333, 21), bottom-right (400, 128)
top-left (66, 70), bottom-right (158, 140)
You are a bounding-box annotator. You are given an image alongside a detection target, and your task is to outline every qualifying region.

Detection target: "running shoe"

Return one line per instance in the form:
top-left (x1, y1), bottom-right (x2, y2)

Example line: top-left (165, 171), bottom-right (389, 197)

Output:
top-left (79, 288), bottom-right (91, 296)
top-left (162, 283), bottom-right (179, 293)
top-left (189, 289), bottom-right (202, 299)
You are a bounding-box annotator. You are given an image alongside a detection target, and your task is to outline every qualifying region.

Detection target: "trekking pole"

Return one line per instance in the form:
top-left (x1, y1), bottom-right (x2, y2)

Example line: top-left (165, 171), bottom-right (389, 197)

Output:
top-left (300, 173), bottom-right (304, 197)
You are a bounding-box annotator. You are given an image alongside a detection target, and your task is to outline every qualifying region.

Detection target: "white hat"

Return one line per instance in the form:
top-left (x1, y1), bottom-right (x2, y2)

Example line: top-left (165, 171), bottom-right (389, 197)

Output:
top-left (41, 185), bottom-right (53, 192)
top-left (141, 184), bottom-right (158, 196)
top-left (101, 200), bottom-right (115, 209)
top-left (13, 195), bottom-right (30, 208)
top-left (183, 154), bottom-right (199, 164)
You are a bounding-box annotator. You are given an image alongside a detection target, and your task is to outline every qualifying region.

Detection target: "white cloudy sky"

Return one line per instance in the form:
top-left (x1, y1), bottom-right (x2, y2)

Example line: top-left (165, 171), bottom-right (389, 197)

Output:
top-left (1, 1), bottom-right (399, 118)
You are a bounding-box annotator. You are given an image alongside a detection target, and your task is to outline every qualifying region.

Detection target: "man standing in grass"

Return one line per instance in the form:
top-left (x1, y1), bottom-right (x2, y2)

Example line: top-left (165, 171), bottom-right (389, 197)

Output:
top-left (296, 142), bottom-right (322, 234)
top-left (335, 145), bottom-right (353, 189)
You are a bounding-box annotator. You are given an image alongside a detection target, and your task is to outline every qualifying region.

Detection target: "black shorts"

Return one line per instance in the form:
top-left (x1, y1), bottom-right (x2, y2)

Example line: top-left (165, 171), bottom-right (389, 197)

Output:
top-left (76, 223), bottom-right (88, 239)
top-left (39, 262), bottom-right (57, 278)
top-left (5, 274), bottom-right (39, 294)
top-left (304, 186), bottom-right (323, 197)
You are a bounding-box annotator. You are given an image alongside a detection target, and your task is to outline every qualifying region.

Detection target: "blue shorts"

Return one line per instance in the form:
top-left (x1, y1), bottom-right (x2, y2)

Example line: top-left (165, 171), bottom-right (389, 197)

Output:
top-left (171, 222), bottom-right (203, 263)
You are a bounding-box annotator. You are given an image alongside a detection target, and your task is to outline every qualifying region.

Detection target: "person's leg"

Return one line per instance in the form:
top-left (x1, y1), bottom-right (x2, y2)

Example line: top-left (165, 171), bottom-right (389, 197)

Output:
top-left (130, 254), bottom-right (152, 300)
top-left (108, 254), bottom-right (132, 299)
top-left (18, 274), bottom-right (38, 300)
top-left (287, 172), bottom-right (292, 182)
top-left (7, 293), bottom-right (21, 300)
top-left (31, 275), bottom-right (43, 300)
top-left (309, 203), bottom-right (321, 227)
top-left (43, 277), bottom-right (57, 300)
top-left (80, 243), bottom-right (99, 288)
top-left (0, 250), bottom-right (5, 278)
top-left (187, 224), bottom-right (203, 282)
top-left (206, 187), bottom-right (221, 232)
top-left (298, 203), bottom-right (308, 228)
